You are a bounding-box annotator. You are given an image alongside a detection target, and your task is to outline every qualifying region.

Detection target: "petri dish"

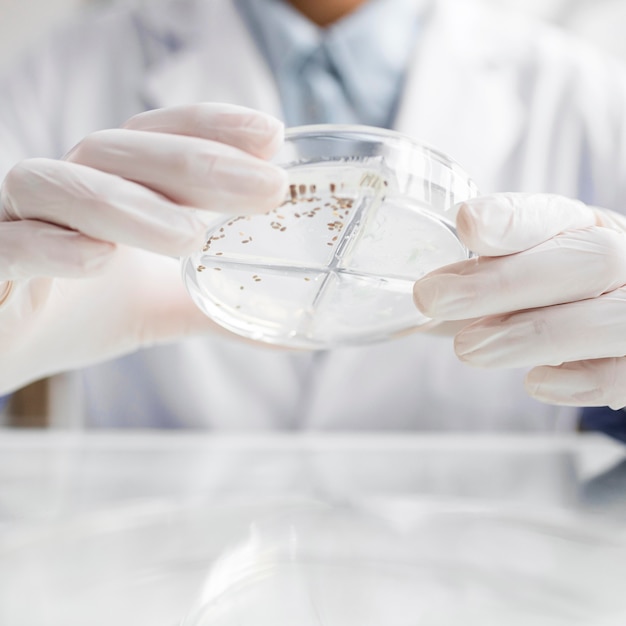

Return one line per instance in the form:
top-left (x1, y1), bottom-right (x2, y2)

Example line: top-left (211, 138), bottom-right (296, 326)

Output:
top-left (182, 125), bottom-right (478, 349)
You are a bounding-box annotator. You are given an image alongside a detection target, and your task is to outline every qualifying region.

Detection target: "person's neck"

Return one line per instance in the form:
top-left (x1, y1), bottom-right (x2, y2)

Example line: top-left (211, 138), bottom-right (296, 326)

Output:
top-left (286, 0), bottom-right (368, 27)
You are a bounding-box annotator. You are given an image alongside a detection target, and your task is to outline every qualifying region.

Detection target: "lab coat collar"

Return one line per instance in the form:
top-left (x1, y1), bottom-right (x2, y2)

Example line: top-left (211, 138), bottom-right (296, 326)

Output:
top-left (137, 0), bottom-right (524, 192)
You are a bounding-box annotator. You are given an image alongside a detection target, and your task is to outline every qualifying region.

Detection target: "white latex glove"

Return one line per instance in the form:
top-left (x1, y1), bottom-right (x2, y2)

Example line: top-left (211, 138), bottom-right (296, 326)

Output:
top-left (0, 103), bottom-right (288, 394)
top-left (413, 193), bottom-right (626, 409)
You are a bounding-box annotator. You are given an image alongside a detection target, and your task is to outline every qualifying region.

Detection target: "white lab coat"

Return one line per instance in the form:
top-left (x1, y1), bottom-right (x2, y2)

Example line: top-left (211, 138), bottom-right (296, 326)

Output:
top-left (1, 0), bottom-right (626, 430)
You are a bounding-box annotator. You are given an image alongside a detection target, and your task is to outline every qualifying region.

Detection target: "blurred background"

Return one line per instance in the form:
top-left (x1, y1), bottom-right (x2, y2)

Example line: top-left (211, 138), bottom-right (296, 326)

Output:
top-left (1, 0), bottom-right (626, 71)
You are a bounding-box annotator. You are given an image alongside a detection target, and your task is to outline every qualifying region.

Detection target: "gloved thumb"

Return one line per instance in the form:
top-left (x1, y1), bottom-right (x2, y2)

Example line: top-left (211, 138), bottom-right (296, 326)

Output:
top-left (455, 193), bottom-right (598, 256)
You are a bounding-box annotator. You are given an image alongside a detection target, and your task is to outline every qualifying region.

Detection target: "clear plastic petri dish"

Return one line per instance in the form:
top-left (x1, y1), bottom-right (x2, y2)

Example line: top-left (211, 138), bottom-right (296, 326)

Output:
top-left (182, 125), bottom-right (479, 349)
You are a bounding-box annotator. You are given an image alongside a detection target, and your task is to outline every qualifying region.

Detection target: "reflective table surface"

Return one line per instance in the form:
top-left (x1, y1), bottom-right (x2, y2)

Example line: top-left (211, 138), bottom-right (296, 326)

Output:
top-left (1, 432), bottom-right (625, 625)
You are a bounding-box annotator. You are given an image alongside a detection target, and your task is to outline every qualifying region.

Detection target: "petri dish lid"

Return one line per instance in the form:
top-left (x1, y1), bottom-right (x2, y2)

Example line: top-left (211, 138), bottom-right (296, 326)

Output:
top-left (182, 125), bottom-right (478, 349)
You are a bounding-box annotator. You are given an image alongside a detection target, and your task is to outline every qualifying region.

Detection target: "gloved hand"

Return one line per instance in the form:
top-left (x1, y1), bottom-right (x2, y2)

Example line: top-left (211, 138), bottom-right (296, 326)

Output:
top-left (413, 193), bottom-right (626, 409)
top-left (0, 103), bottom-right (288, 393)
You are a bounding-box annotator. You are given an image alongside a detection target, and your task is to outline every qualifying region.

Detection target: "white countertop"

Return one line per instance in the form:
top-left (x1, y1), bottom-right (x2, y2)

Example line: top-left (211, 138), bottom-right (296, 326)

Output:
top-left (1, 432), bottom-right (625, 626)
top-left (1, 431), bottom-right (625, 524)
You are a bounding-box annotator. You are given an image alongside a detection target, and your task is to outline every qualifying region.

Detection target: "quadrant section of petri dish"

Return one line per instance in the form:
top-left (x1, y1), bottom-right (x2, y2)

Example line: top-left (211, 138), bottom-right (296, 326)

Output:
top-left (304, 270), bottom-right (428, 345)
top-left (339, 194), bottom-right (469, 281)
top-left (183, 260), bottom-right (327, 344)
top-left (197, 164), bottom-right (381, 269)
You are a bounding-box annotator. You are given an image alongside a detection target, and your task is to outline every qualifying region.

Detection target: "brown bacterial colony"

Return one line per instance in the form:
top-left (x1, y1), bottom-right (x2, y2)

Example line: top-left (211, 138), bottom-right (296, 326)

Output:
top-left (197, 181), bottom-right (356, 282)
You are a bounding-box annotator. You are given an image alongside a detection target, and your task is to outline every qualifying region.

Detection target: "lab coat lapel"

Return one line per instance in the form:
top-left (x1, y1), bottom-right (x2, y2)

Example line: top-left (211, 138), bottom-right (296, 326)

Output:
top-left (139, 0), bottom-right (282, 118)
top-left (394, 0), bottom-right (525, 193)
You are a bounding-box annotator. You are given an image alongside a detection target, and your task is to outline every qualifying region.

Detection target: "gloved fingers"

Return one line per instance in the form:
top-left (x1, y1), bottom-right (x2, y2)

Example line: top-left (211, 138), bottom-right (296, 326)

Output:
top-left (122, 103), bottom-right (285, 160)
top-left (525, 358), bottom-right (626, 410)
top-left (65, 128), bottom-right (288, 212)
top-left (456, 193), bottom-right (598, 256)
top-left (453, 287), bottom-right (626, 368)
top-left (0, 220), bottom-right (116, 281)
top-left (1, 158), bottom-right (207, 256)
top-left (414, 317), bottom-right (480, 337)
top-left (589, 204), bottom-right (626, 232)
top-left (0, 281), bottom-right (13, 306)
top-left (110, 250), bottom-right (242, 347)
top-left (413, 226), bottom-right (626, 320)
